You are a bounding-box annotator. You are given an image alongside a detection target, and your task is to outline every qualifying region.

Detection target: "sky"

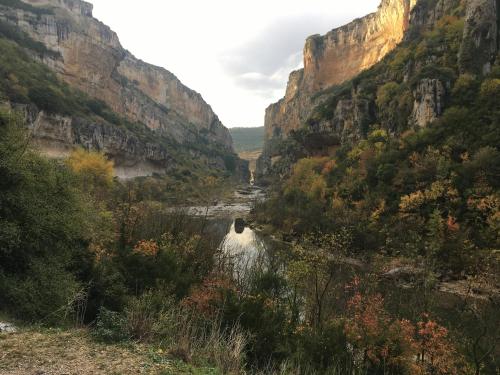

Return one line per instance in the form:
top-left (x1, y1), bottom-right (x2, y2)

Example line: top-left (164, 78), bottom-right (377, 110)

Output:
top-left (90, 0), bottom-right (380, 128)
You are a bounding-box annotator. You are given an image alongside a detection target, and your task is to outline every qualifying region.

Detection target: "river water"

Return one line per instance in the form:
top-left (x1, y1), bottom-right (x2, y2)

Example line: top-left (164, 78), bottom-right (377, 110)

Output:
top-left (186, 185), bottom-right (270, 276)
top-left (189, 186), bottom-right (490, 322)
top-left (218, 221), bottom-right (269, 279)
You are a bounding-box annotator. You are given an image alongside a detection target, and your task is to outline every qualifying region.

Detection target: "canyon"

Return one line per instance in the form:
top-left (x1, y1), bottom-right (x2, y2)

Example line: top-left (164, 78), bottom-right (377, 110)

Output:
top-left (264, 0), bottom-right (418, 141)
top-left (0, 0), bottom-right (241, 178)
top-left (257, 0), bottom-right (498, 182)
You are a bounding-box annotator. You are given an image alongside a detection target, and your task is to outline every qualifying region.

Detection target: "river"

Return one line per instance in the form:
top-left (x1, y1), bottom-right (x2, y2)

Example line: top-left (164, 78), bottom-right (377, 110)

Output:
top-left (183, 185), bottom-right (271, 277)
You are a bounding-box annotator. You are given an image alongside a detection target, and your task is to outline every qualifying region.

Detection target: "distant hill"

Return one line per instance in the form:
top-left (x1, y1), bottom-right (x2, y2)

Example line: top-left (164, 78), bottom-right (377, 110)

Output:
top-left (229, 127), bottom-right (265, 153)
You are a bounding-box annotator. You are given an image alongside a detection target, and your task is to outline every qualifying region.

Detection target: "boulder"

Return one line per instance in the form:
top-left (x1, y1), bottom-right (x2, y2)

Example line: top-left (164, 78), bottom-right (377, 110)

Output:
top-left (234, 218), bottom-right (246, 234)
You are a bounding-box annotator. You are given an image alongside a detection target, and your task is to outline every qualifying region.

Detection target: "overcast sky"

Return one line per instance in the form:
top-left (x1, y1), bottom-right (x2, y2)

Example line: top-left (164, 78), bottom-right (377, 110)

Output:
top-left (90, 0), bottom-right (380, 127)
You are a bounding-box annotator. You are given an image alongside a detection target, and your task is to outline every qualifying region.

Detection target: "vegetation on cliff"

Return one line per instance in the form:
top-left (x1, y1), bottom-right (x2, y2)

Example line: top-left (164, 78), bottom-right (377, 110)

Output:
top-left (0, 0), bottom-right (499, 374)
top-left (250, 0), bottom-right (499, 373)
top-left (0, 0), bottom-right (244, 182)
top-left (0, 29), bottom-right (243, 186)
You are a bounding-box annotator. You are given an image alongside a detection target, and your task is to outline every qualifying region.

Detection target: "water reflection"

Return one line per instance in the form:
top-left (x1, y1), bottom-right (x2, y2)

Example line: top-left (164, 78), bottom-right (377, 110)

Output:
top-left (219, 221), bottom-right (268, 280)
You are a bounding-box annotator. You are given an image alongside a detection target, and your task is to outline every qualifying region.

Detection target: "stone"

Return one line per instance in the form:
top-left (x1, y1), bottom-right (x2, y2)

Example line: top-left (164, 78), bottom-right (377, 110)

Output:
top-left (234, 218), bottom-right (246, 234)
top-left (407, 0), bottom-right (461, 33)
top-left (10, 103), bottom-right (173, 179)
top-left (0, 0), bottom-right (237, 177)
top-left (331, 97), bottom-right (372, 143)
top-left (0, 322), bottom-right (17, 333)
top-left (410, 79), bottom-right (446, 127)
top-left (264, 0), bottom-right (417, 142)
top-left (459, 0), bottom-right (498, 75)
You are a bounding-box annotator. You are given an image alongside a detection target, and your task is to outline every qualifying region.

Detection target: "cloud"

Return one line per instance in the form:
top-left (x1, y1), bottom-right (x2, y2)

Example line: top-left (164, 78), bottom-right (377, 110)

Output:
top-left (231, 51), bottom-right (302, 99)
top-left (218, 14), bottom-right (349, 101)
top-left (90, 0), bottom-right (381, 126)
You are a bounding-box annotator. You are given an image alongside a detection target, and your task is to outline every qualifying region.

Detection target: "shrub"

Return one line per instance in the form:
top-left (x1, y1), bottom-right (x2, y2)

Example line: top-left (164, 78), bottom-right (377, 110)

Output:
top-left (66, 148), bottom-right (114, 198)
top-left (0, 110), bottom-right (90, 324)
top-left (28, 86), bottom-right (69, 114)
top-left (93, 307), bottom-right (129, 343)
top-left (284, 157), bottom-right (329, 202)
top-left (0, 259), bottom-right (80, 324)
top-left (376, 82), bottom-right (413, 133)
top-left (124, 290), bottom-right (174, 342)
top-left (295, 321), bottom-right (350, 371)
top-left (376, 82), bottom-right (400, 108)
top-left (0, 20), bottom-right (58, 57)
top-left (0, 0), bottom-right (53, 15)
top-left (479, 78), bottom-right (500, 107)
top-left (452, 74), bottom-right (480, 105)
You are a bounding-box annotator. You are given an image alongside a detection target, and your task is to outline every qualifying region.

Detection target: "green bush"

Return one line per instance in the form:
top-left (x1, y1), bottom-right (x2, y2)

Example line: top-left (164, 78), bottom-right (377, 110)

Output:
top-left (93, 307), bottom-right (129, 343)
top-left (0, 0), bottom-right (54, 15)
top-left (376, 82), bottom-right (400, 108)
top-left (86, 259), bottom-right (129, 320)
top-left (294, 322), bottom-right (350, 371)
top-left (124, 290), bottom-right (176, 342)
top-left (0, 259), bottom-right (79, 324)
top-left (0, 110), bottom-right (89, 324)
top-left (451, 73), bottom-right (480, 105)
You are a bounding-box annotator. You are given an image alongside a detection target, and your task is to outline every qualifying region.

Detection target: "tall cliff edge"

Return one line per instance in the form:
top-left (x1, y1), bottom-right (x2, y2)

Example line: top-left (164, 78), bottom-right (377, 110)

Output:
top-left (0, 0), bottom-right (241, 178)
top-left (264, 0), bottom-right (417, 140)
top-left (257, 0), bottom-right (498, 182)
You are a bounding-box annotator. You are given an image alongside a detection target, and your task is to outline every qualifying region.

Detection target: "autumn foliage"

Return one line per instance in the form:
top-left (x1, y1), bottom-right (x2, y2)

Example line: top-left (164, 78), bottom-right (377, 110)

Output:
top-left (344, 286), bottom-right (460, 374)
top-left (416, 315), bottom-right (458, 375)
top-left (182, 277), bottom-right (236, 317)
top-left (66, 148), bottom-right (114, 195)
top-left (133, 240), bottom-right (159, 256)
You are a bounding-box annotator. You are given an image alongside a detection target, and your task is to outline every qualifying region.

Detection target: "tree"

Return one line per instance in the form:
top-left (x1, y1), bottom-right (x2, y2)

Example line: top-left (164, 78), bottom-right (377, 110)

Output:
top-left (284, 157), bottom-right (329, 202)
top-left (416, 314), bottom-right (459, 374)
top-left (345, 291), bottom-right (418, 373)
top-left (0, 109), bottom-right (89, 322)
top-left (66, 148), bottom-right (114, 200)
top-left (287, 231), bottom-right (352, 328)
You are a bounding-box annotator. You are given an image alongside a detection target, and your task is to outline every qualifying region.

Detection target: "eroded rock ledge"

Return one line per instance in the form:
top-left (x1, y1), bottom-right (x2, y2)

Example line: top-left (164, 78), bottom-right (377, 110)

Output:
top-left (0, 0), bottom-right (238, 177)
top-left (257, 0), bottom-right (498, 183)
top-left (264, 0), bottom-right (418, 141)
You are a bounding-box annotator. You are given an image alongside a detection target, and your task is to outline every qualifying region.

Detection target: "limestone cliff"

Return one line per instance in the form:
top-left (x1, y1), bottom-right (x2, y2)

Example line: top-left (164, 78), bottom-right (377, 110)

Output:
top-left (0, 0), bottom-right (238, 177)
top-left (264, 0), bottom-right (417, 140)
top-left (410, 79), bottom-right (447, 128)
top-left (458, 0), bottom-right (498, 74)
top-left (17, 103), bottom-right (172, 179)
top-left (257, 0), bottom-right (498, 183)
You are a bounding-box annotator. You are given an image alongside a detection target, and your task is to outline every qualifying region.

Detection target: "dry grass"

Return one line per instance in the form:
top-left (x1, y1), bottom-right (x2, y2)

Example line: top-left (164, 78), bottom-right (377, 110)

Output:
top-left (0, 328), bottom-right (219, 374)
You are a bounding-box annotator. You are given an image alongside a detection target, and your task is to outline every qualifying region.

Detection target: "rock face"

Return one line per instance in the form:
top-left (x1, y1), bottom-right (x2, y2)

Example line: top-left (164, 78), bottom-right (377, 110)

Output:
top-left (410, 79), bottom-right (447, 127)
top-left (0, 0), bottom-right (237, 177)
top-left (257, 0), bottom-right (499, 183)
top-left (264, 0), bottom-right (417, 141)
top-left (301, 0), bottom-right (416, 93)
top-left (6, 102), bottom-right (174, 178)
top-left (459, 0), bottom-right (498, 74)
top-left (330, 96), bottom-right (373, 143)
top-left (407, 0), bottom-right (463, 32)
